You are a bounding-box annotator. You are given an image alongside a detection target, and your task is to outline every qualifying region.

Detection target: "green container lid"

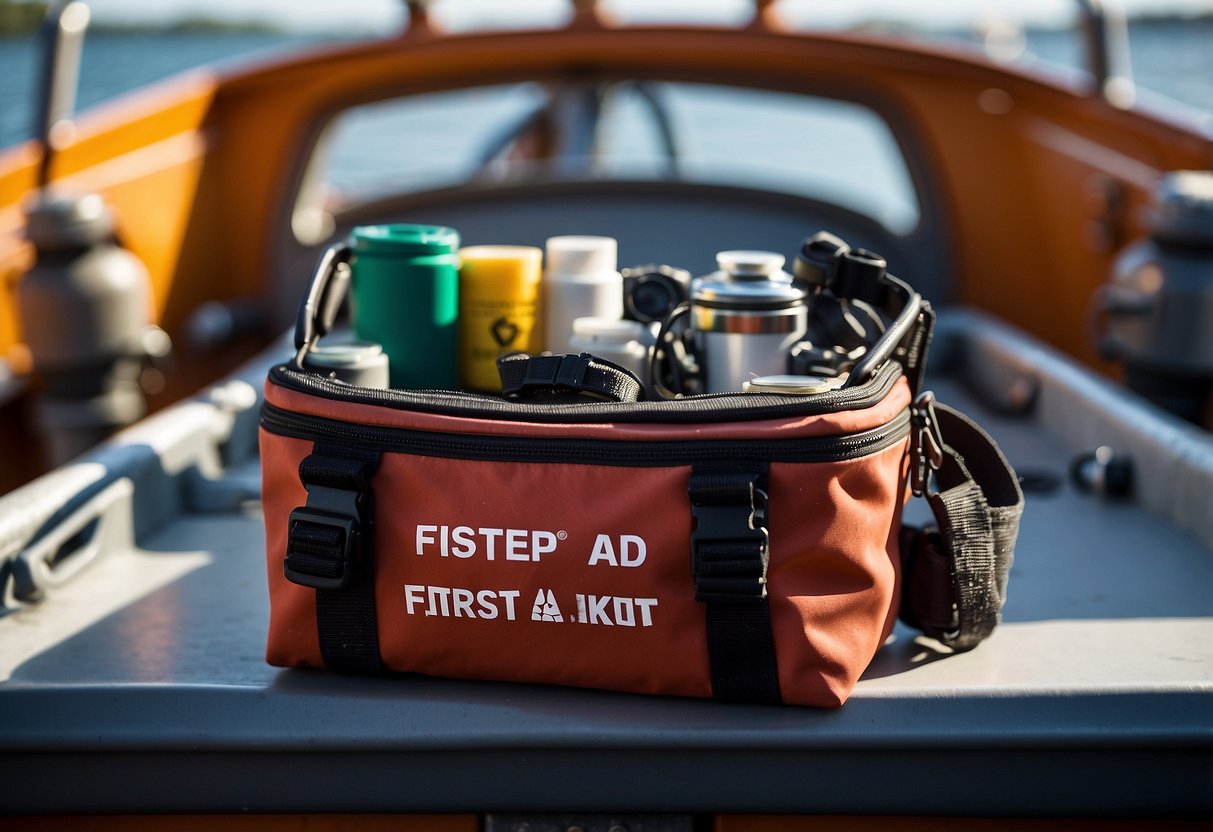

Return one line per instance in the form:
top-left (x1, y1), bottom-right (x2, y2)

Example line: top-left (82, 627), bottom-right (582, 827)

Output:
top-left (352, 224), bottom-right (460, 256)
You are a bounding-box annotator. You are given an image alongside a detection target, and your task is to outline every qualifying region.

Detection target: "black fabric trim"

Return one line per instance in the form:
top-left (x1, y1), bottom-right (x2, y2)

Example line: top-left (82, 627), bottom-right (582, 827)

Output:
top-left (266, 358), bottom-right (904, 424)
top-left (689, 465), bottom-right (782, 704)
top-left (261, 402), bottom-right (911, 468)
top-left (704, 603), bottom-right (782, 703)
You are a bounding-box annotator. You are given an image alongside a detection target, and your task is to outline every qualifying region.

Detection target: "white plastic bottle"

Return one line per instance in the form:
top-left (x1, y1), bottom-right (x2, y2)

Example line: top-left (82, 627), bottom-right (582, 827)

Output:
top-left (569, 317), bottom-right (655, 383)
top-left (543, 236), bottom-right (624, 356)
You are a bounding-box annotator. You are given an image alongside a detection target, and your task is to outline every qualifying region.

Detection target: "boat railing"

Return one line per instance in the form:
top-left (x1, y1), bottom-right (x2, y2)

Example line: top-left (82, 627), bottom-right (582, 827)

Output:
top-left (0, 347), bottom-right (271, 614)
top-left (1075, 0), bottom-right (1136, 106)
top-left (33, 1), bottom-right (90, 190)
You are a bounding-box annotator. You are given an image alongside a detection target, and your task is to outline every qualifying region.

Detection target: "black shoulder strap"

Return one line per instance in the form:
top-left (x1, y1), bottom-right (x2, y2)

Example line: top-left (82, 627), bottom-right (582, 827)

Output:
top-left (900, 394), bottom-right (1024, 650)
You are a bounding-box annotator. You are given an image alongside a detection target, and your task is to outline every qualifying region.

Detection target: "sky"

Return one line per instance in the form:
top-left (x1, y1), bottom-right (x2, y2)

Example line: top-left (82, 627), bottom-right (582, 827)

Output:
top-left (71, 0), bottom-right (1213, 34)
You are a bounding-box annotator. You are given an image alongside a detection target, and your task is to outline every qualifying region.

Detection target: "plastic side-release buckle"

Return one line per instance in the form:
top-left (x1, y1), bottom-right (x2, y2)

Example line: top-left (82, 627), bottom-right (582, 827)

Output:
top-left (520, 352), bottom-right (593, 390)
top-left (284, 474), bottom-right (368, 591)
top-left (690, 474), bottom-right (769, 605)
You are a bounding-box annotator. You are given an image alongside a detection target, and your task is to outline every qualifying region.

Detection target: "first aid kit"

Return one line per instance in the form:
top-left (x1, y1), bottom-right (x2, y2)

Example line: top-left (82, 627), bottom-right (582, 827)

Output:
top-left (260, 230), bottom-right (1023, 707)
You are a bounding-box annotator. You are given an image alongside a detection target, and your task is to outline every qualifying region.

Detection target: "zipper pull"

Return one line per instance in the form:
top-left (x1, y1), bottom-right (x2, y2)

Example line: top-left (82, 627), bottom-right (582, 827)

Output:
top-left (910, 390), bottom-right (945, 496)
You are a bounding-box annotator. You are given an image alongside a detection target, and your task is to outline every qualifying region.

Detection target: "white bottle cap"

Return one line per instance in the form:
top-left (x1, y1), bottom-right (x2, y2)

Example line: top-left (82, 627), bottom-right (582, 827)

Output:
top-left (545, 235), bottom-right (618, 275)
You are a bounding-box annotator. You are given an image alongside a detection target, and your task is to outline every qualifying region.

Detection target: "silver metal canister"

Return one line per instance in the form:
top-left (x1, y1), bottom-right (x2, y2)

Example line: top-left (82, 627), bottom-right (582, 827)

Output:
top-left (691, 250), bottom-right (808, 393)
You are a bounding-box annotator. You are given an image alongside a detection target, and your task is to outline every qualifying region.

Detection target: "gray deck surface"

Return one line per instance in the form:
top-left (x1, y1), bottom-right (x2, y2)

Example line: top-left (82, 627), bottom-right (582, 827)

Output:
top-left (0, 312), bottom-right (1210, 816)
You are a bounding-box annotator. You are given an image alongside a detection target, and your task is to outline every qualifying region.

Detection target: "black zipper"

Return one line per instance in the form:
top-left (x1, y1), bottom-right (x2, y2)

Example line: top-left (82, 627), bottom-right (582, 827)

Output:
top-left (261, 401), bottom-right (911, 467)
top-left (267, 358), bottom-right (904, 425)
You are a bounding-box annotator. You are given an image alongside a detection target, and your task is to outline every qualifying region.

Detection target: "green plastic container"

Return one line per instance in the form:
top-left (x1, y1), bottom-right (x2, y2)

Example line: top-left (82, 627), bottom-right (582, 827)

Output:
top-left (350, 224), bottom-right (460, 389)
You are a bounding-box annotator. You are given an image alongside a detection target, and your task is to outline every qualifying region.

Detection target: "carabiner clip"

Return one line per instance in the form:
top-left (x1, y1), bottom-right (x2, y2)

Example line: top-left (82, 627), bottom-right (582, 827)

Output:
top-left (294, 242), bottom-right (353, 368)
top-left (910, 390), bottom-right (945, 496)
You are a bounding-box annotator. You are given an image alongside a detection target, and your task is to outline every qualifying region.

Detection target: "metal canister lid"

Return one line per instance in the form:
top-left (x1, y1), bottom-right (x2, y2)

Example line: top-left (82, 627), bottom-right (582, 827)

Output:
top-left (742, 374), bottom-right (843, 395)
top-left (1150, 170), bottom-right (1213, 247)
top-left (303, 340), bottom-right (390, 388)
top-left (24, 193), bottom-right (115, 250)
top-left (716, 250), bottom-right (787, 278)
top-left (693, 250), bottom-right (806, 311)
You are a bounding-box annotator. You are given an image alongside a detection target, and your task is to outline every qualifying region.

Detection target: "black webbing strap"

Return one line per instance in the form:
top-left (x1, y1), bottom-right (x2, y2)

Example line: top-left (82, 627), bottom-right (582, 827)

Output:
top-left (900, 395), bottom-right (1024, 650)
top-left (689, 466), bottom-right (782, 704)
top-left (903, 302), bottom-right (935, 397)
top-left (284, 444), bottom-right (385, 674)
top-left (497, 352), bottom-right (643, 403)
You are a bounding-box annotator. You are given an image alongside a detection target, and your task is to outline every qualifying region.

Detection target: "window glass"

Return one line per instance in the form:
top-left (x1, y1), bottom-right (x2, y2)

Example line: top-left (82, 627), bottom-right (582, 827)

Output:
top-left (319, 83), bottom-right (550, 204)
top-left (1117, 1), bottom-right (1213, 114)
top-left (598, 83), bottom-right (919, 234)
top-left (302, 79), bottom-right (921, 239)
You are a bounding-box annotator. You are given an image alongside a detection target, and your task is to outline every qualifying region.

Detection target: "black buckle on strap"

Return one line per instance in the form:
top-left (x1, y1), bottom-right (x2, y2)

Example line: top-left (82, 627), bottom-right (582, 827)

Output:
top-left (285, 508), bottom-right (359, 591)
top-left (690, 474), bottom-right (769, 605)
top-left (285, 461), bottom-right (371, 591)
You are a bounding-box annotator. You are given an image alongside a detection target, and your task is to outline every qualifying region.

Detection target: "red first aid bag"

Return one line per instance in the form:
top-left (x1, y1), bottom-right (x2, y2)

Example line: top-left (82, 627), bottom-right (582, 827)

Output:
top-left (260, 242), bottom-right (1022, 707)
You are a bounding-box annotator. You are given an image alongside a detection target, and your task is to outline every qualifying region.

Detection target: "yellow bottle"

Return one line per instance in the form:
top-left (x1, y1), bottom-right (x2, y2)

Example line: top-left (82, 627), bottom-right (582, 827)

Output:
top-left (458, 245), bottom-right (543, 391)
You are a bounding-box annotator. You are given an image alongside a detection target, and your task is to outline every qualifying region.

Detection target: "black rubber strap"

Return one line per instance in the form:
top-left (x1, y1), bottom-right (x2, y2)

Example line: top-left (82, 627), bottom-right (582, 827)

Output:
top-left (498, 352), bottom-right (643, 403)
top-left (287, 443), bottom-right (385, 674)
top-left (689, 466), bottom-right (782, 704)
top-left (900, 401), bottom-right (1024, 650)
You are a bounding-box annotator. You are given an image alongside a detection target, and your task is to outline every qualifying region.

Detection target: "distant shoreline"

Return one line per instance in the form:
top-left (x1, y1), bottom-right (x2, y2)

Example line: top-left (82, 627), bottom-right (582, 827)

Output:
top-left (87, 20), bottom-right (282, 36)
top-left (1, 0), bottom-right (1210, 38)
top-left (0, 1), bottom-right (283, 37)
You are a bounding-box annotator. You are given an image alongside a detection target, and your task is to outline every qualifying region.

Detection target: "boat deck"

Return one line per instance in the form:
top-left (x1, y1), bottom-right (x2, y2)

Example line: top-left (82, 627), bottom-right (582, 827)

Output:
top-left (1, 310), bottom-right (1210, 817)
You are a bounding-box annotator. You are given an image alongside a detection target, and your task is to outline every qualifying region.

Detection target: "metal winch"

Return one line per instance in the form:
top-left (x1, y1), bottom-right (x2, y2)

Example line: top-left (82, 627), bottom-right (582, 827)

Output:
top-left (18, 193), bottom-right (170, 464)
top-left (1096, 170), bottom-right (1213, 429)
